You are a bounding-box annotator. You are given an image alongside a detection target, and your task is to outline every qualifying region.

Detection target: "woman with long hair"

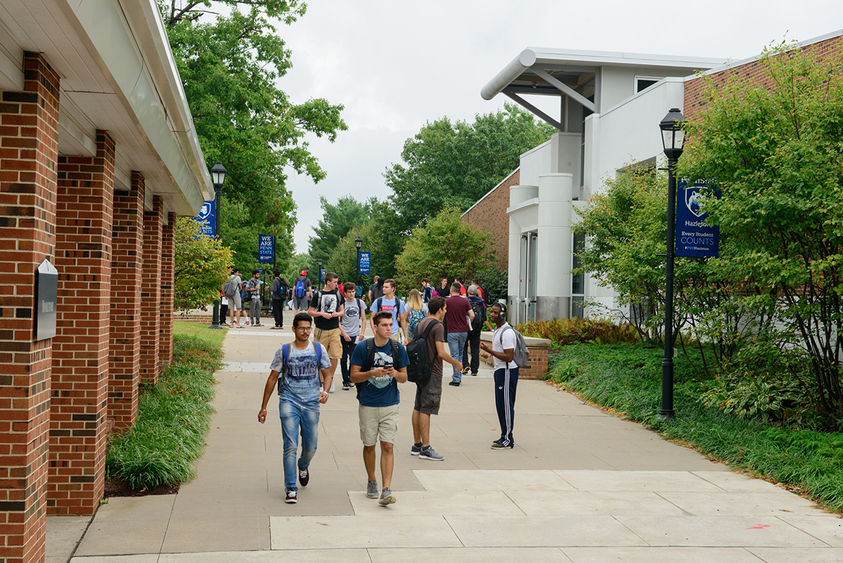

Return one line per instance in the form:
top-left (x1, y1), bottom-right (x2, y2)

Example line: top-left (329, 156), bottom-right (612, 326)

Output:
top-left (405, 288), bottom-right (427, 341)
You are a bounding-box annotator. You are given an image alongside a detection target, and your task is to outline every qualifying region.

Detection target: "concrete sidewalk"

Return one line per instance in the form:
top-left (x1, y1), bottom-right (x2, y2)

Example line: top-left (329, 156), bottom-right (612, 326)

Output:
top-left (53, 312), bottom-right (843, 562)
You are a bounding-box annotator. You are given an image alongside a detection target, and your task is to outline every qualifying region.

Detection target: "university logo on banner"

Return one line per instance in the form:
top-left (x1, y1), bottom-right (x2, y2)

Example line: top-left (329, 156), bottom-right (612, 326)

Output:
top-left (676, 179), bottom-right (719, 258)
top-left (193, 200), bottom-right (215, 237)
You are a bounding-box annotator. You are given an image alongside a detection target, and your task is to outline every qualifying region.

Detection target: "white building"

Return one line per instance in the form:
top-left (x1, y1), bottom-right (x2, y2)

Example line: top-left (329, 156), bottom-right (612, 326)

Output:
top-left (480, 47), bottom-right (723, 324)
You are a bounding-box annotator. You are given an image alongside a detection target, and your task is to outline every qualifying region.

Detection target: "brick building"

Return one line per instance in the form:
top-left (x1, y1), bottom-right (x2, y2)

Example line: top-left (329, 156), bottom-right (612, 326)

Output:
top-left (461, 168), bottom-right (519, 271)
top-left (474, 31), bottom-right (841, 325)
top-left (0, 2), bottom-right (211, 561)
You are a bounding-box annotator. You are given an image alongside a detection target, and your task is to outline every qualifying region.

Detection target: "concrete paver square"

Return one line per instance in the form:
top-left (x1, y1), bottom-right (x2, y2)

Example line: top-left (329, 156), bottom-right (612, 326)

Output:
top-left (555, 470), bottom-right (721, 492)
top-left (161, 511), bottom-right (269, 553)
top-left (446, 515), bottom-right (647, 547)
top-left (74, 495), bottom-right (175, 556)
top-left (348, 490), bottom-right (523, 517)
top-left (615, 514), bottom-right (828, 547)
top-left (158, 549), bottom-right (370, 562)
top-left (507, 490), bottom-right (685, 517)
top-left (414, 469), bottom-right (574, 493)
top-left (778, 515), bottom-right (843, 546)
top-left (691, 470), bottom-right (788, 492)
top-left (70, 555), bottom-right (158, 563)
top-left (368, 547), bottom-right (569, 562)
top-left (269, 515), bottom-right (461, 549)
top-left (658, 491), bottom-right (824, 517)
top-left (747, 547), bottom-right (843, 562)
top-left (561, 547), bottom-right (760, 562)
top-left (46, 516), bottom-right (91, 563)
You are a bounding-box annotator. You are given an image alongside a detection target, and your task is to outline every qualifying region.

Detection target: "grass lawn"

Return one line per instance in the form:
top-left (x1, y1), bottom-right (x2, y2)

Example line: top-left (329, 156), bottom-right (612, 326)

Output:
top-left (549, 343), bottom-right (843, 513)
top-left (105, 321), bottom-right (226, 491)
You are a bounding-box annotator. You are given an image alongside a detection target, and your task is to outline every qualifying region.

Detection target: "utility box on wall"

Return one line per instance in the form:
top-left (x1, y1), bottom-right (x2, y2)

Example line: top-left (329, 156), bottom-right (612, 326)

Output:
top-left (34, 258), bottom-right (57, 341)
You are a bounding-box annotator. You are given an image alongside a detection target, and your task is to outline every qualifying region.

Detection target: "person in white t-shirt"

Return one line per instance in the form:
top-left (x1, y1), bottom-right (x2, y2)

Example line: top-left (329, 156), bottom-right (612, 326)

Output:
top-left (479, 303), bottom-right (518, 449)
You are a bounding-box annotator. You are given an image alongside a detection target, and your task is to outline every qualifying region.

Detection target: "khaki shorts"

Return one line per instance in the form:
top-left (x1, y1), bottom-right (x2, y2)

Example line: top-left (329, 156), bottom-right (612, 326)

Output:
top-left (358, 404), bottom-right (400, 446)
top-left (314, 327), bottom-right (342, 359)
top-left (231, 292), bottom-right (242, 310)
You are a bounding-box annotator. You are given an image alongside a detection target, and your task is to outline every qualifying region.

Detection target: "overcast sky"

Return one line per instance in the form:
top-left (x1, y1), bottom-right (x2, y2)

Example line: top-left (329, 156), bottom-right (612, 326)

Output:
top-left (277, 0), bottom-right (840, 252)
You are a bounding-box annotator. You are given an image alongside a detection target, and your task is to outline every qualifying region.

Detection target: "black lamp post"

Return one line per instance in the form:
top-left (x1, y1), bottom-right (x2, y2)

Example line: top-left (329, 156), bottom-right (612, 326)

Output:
top-left (317, 258), bottom-right (323, 284)
top-left (658, 108), bottom-right (685, 419)
top-left (209, 162), bottom-right (227, 329)
top-left (355, 237), bottom-right (363, 291)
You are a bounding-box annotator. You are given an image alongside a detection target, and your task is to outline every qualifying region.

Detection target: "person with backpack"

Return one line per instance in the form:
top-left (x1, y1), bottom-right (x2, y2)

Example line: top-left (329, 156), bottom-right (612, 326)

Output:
top-left (271, 270), bottom-right (288, 329)
top-left (339, 282), bottom-right (367, 391)
top-left (245, 269), bottom-right (264, 326)
top-left (480, 302), bottom-right (519, 449)
top-left (404, 289), bottom-right (427, 341)
top-left (308, 272), bottom-right (345, 393)
top-left (369, 279), bottom-right (408, 343)
top-left (462, 285), bottom-right (490, 377)
top-left (221, 268), bottom-right (243, 328)
top-left (293, 271), bottom-right (311, 313)
top-left (349, 311), bottom-right (410, 506)
top-left (258, 313), bottom-right (332, 504)
top-left (445, 282), bottom-right (474, 387)
top-left (409, 297), bottom-right (461, 462)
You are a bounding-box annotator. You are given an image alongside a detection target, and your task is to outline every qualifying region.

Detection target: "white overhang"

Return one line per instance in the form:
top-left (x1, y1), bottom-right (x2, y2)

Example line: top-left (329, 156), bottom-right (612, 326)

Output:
top-left (0, 0), bottom-right (212, 216)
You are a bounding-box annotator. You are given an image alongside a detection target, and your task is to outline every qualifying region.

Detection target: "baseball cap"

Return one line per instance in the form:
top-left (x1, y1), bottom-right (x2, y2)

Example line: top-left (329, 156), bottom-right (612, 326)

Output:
top-left (300, 270), bottom-right (307, 276)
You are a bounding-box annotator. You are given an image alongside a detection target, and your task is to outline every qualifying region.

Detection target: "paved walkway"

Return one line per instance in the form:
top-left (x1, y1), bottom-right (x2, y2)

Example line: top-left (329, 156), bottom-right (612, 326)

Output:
top-left (50, 311), bottom-right (843, 562)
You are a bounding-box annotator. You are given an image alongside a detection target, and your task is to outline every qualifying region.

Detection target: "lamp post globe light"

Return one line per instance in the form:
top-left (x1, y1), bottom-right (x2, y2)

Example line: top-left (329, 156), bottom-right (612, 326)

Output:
top-left (355, 237), bottom-right (363, 291)
top-left (209, 162), bottom-right (227, 329)
top-left (658, 108), bottom-right (685, 419)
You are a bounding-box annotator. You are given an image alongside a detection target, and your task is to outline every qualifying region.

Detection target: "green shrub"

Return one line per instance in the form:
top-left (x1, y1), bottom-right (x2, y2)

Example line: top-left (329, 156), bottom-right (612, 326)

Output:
top-left (517, 317), bottom-right (640, 346)
top-left (106, 332), bottom-right (221, 490)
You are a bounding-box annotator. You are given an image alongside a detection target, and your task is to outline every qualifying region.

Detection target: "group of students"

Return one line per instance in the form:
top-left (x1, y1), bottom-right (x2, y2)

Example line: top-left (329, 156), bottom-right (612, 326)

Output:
top-left (257, 271), bottom-right (521, 505)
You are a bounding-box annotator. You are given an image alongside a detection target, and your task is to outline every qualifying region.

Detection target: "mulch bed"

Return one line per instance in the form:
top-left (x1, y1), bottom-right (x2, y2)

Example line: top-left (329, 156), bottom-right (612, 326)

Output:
top-left (104, 478), bottom-right (179, 497)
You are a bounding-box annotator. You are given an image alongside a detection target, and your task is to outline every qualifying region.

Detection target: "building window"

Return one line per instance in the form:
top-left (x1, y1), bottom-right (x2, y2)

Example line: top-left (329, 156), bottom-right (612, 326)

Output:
top-left (635, 76), bottom-right (661, 93)
top-left (571, 231), bottom-right (585, 318)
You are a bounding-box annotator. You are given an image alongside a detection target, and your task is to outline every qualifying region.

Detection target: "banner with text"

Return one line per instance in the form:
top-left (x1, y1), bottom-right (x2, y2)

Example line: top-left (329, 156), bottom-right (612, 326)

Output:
top-left (193, 200), bottom-right (215, 237)
top-left (358, 251), bottom-right (371, 274)
top-left (258, 234), bottom-right (275, 263)
top-left (676, 179), bottom-right (719, 258)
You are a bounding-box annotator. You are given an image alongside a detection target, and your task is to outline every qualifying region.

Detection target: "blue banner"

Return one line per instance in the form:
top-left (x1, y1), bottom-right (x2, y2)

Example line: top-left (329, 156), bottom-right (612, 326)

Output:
top-left (258, 234), bottom-right (274, 263)
top-left (676, 179), bottom-right (719, 258)
top-left (194, 200), bottom-right (215, 237)
top-left (358, 251), bottom-right (371, 274)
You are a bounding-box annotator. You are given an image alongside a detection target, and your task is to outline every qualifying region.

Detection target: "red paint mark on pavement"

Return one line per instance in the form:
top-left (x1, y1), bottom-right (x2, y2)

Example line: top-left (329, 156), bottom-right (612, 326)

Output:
top-left (747, 524), bottom-right (771, 530)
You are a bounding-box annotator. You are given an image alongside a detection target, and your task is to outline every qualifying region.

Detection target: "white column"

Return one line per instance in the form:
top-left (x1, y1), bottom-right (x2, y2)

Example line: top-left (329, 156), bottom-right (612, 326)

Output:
top-left (536, 173), bottom-right (573, 320)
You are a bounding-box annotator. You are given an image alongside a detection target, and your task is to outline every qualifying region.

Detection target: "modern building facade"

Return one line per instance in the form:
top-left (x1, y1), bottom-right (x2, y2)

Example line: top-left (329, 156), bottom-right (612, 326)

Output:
top-left (475, 31), bottom-right (842, 325)
top-left (0, 1), bottom-right (210, 561)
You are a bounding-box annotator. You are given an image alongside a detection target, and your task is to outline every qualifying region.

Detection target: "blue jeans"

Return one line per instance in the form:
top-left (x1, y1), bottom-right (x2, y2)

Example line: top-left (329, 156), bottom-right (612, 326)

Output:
top-left (279, 398), bottom-right (320, 491)
top-left (447, 331), bottom-right (468, 382)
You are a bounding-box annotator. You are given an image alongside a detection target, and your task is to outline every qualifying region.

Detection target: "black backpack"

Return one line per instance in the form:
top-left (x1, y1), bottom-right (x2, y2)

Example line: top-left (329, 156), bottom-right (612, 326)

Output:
top-left (469, 299), bottom-right (486, 333)
top-left (406, 319), bottom-right (439, 385)
top-left (357, 337), bottom-right (401, 398)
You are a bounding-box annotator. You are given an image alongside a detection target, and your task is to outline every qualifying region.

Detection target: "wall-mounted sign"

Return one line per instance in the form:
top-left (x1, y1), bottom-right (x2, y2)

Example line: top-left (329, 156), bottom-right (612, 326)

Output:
top-left (34, 258), bottom-right (57, 341)
top-left (358, 251), bottom-right (371, 274)
top-left (676, 179), bottom-right (719, 258)
top-left (193, 200), bottom-right (215, 237)
top-left (258, 234), bottom-right (274, 263)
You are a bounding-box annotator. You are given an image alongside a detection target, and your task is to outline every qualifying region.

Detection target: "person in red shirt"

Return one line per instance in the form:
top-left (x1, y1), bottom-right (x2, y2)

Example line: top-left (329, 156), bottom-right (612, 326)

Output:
top-left (444, 283), bottom-right (474, 386)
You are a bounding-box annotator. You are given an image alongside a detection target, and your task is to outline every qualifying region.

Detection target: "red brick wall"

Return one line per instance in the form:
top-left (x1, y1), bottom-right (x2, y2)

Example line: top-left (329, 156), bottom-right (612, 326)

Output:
top-left (0, 52), bottom-right (60, 563)
top-left (49, 131), bottom-right (115, 516)
top-left (109, 172), bottom-right (145, 431)
top-left (140, 196), bottom-right (162, 385)
top-left (685, 35), bottom-right (842, 122)
top-left (159, 212), bottom-right (175, 367)
top-left (462, 169), bottom-right (519, 271)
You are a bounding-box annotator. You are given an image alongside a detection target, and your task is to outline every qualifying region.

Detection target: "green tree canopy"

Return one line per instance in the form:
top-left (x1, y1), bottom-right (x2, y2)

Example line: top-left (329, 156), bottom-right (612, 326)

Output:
top-left (174, 218), bottom-right (234, 311)
top-left (308, 196), bottom-right (371, 263)
top-left (161, 0), bottom-right (347, 266)
top-left (384, 104), bottom-right (555, 233)
top-left (394, 207), bottom-right (494, 293)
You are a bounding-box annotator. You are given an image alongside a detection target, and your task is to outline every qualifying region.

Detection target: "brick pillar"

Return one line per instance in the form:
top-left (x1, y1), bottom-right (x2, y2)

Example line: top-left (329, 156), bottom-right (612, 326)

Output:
top-left (140, 196), bottom-right (162, 385)
top-left (159, 212), bottom-right (175, 368)
top-left (0, 52), bottom-right (59, 563)
top-left (108, 172), bottom-right (145, 431)
top-left (49, 131), bottom-right (115, 516)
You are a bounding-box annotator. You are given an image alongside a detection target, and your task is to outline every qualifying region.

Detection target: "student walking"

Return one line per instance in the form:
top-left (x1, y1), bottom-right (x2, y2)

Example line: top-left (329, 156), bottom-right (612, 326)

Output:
top-left (463, 284), bottom-right (489, 377)
top-left (271, 270), bottom-right (288, 329)
top-left (293, 271), bottom-right (311, 313)
top-left (258, 313), bottom-right (332, 503)
top-left (445, 282), bottom-right (474, 386)
top-left (339, 282), bottom-right (367, 391)
top-left (369, 279), bottom-right (408, 343)
top-left (405, 288), bottom-right (427, 341)
top-left (308, 272), bottom-right (345, 393)
top-left (480, 303), bottom-right (518, 449)
top-left (245, 269), bottom-right (263, 326)
top-left (410, 297), bottom-right (461, 461)
top-left (222, 268), bottom-right (243, 328)
top-left (350, 311), bottom-right (409, 506)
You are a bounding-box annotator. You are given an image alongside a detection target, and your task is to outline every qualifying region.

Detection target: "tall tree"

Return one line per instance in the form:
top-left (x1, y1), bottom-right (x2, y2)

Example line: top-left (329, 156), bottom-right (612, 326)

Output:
top-left (308, 196), bottom-right (371, 263)
top-left (161, 0), bottom-right (346, 262)
top-left (384, 104), bottom-right (555, 232)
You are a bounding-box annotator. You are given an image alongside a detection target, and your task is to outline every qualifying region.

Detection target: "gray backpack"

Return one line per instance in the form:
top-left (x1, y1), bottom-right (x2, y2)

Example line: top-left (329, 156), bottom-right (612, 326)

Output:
top-left (223, 277), bottom-right (237, 298)
top-left (503, 325), bottom-right (530, 368)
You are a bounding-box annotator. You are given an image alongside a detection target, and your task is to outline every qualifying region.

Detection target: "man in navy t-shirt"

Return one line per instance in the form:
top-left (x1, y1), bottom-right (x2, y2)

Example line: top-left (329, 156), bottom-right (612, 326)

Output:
top-left (350, 310), bottom-right (409, 506)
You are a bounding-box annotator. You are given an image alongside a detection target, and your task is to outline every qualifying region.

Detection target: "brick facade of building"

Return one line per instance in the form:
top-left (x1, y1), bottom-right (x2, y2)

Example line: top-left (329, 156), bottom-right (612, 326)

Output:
top-left (461, 169), bottom-right (519, 272)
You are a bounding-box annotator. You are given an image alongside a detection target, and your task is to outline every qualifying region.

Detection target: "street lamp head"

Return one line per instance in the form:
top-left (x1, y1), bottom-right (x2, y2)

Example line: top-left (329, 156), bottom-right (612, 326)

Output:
top-left (317, 259), bottom-right (322, 267)
top-left (355, 237), bottom-right (362, 250)
top-left (210, 162), bottom-right (227, 189)
top-left (659, 108), bottom-right (685, 160)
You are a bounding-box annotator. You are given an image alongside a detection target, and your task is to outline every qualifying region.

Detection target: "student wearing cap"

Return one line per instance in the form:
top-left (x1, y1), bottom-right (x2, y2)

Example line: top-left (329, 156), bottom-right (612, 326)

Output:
top-left (293, 270), bottom-right (312, 313)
